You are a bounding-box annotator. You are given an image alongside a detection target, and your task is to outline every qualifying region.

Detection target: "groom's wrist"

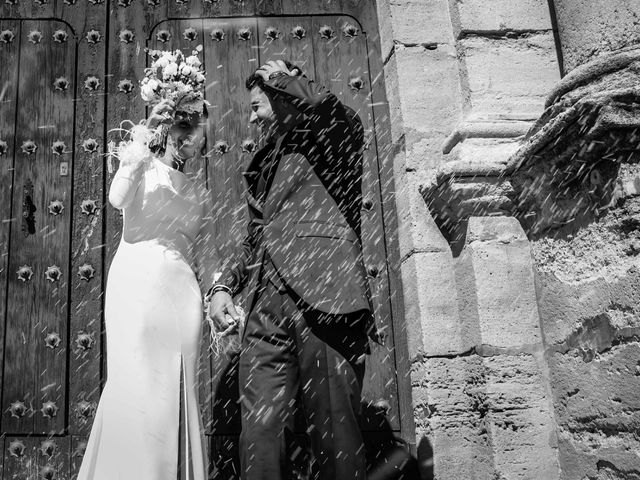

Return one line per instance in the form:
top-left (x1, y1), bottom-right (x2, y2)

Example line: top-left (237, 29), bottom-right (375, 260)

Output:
top-left (208, 283), bottom-right (232, 297)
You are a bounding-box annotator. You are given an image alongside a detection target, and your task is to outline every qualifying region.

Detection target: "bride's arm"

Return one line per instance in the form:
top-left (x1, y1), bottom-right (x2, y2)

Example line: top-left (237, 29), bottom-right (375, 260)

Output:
top-left (108, 124), bottom-right (155, 210)
top-left (110, 101), bottom-right (175, 210)
top-left (108, 159), bottom-right (147, 210)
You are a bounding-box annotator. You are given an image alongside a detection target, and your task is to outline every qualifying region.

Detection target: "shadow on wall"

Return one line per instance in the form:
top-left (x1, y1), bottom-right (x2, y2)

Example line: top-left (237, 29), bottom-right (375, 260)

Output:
top-left (211, 353), bottom-right (425, 479)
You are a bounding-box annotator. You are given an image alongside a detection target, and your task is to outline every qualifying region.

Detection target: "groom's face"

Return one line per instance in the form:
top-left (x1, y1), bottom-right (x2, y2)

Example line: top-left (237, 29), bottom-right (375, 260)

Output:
top-left (249, 86), bottom-right (277, 140)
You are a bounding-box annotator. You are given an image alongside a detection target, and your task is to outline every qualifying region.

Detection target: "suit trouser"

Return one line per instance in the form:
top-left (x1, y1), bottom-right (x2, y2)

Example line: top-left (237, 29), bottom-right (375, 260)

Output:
top-left (238, 259), bottom-right (369, 480)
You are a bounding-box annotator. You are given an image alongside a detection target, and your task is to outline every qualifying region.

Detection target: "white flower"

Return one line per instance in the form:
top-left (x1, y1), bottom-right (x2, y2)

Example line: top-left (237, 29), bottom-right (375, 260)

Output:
top-left (180, 64), bottom-right (193, 77)
top-left (163, 63), bottom-right (178, 79)
top-left (185, 55), bottom-right (201, 68)
top-left (195, 72), bottom-right (205, 83)
top-left (140, 79), bottom-right (161, 102)
top-left (153, 56), bottom-right (170, 69)
top-left (140, 84), bottom-right (155, 102)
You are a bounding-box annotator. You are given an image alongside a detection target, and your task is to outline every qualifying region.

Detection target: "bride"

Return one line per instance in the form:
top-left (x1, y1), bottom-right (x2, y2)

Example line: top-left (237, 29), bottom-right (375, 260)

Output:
top-left (77, 48), bottom-right (217, 480)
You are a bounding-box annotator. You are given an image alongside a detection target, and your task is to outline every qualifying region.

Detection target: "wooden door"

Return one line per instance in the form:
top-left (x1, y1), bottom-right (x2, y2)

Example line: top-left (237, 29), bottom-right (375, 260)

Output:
top-left (1, 2), bottom-right (411, 478)
top-left (0, 5), bottom-right (107, 476)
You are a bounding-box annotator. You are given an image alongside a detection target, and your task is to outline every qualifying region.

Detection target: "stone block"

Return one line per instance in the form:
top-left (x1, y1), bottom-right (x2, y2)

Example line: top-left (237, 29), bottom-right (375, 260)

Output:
top-left (382, 54), bottom-right (406, 146)
top-left (376, 0), bottom-right (396, 61)
top-left (455, 137), bottom-right (523, 165)
top-left (553, 0), bottom-right (640, 72)
top-left (394, 180), bottom-right (470, 357)
top-left (484, 354), bottom-right (560, 479)
top-left (549, 344), bottom-right (640, 479)
top-left (415, 356), bottom-right (496, 480)
top-left (464, 217), bottom-right (543, 349)
top-left (453, 0), bottom-right (552, 33)
top-left (390, 0), bottom-right (454, 45)
top-left (460, 33), bottom-right (560, 120)
top-left (395, 44), bottom-right (463, 146)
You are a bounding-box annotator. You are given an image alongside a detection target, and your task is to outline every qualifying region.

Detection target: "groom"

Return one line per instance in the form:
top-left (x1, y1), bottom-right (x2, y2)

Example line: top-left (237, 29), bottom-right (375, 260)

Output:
top-left (208, 60), bottom-right (379, 480)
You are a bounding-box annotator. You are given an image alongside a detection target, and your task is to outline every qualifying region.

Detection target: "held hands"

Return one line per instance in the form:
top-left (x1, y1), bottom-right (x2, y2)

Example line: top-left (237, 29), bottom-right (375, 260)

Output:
top-left (255, 60), bottom-right (301, 82)
top-left (206, 291), bottom-right (241, 336)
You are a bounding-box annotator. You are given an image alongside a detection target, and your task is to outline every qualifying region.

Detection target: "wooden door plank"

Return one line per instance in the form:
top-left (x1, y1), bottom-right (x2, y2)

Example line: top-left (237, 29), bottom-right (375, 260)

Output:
top-left (202, 17), bottom-right (258, 267)
top-left (256, 0), bottom-right (283, 15)
top-left (0, 19), bottom-right (20, 436)
top-left (360, 6), bottom-right (416, 443)
top-left (200, 0), bottom-right (257, 17)
top-left (69, 435), bottom-right (88, 480)
top-left (3, 437), bottom-right (39, 480)
top-left (202, 17), bottom-right (259, 435)
top-left (1, 0), bottom-right (54, 19)
top-left (56, 1), bottom-right (109, 436)
top-left (3, 19), bottom-right (75, 435)
top-left (168, 0), bottom-right (205, 19)
top-left (312, 15), bottom-right (401, 430)
top-left (257, 16), bottom-right (315, 75)
top-left (280, 0), bottom-right (345, 15)
top-left (2, 436), bottom-right (70, 480)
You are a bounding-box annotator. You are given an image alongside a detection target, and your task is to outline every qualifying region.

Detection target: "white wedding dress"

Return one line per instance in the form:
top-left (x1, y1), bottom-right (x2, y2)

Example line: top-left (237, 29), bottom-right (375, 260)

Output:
top-left (77, 143), bottom-right (215, 480)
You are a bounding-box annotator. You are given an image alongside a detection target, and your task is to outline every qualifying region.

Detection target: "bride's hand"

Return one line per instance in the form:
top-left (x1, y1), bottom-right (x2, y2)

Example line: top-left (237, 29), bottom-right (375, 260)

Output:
top-left (207, 291), bottom-right (239, 333)
top-left (146, 99), bottom-right (176, 130)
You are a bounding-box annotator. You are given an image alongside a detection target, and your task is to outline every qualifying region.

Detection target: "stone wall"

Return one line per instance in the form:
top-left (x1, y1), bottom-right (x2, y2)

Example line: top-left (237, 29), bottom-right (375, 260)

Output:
top-left (377, 0), bottom-right (640, 478)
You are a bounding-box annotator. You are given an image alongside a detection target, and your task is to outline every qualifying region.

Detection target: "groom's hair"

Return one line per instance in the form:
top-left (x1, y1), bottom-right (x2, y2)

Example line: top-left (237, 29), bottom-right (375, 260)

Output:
top-left (245, 60), bottom-right (303, 91)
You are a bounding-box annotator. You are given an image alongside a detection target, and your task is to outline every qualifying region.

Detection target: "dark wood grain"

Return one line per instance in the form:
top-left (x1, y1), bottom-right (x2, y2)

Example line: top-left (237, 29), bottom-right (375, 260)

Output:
top-left (0, 19), bottom-right (20, 436)
top-left (1, 0), bottom-right (53, 20)
top-left (69, 435), bottom-right (88, 479)
top-left (3, 19), bottom-right (75, 435)
top-left (2, 435), bottom-right (69, 480)
top-left (311, 15), bottom-right (400, 430)
top-left (0, 1), bottom-right (415, 468)
top-left (360, 4), bottom-right (416, 443)
top-left (257, 16), bottom-right (315, 73)
top-left (202, 17), bottom-right (259, 435)
top-left (56, 0), bottom-right (109, 437)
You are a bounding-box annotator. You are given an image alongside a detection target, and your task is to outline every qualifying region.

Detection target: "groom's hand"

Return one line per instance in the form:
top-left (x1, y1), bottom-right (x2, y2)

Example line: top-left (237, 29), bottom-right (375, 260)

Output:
top-left (207, 291), bottom-right (240, 332)
top-left (255, 60), bottom-right (300, 81)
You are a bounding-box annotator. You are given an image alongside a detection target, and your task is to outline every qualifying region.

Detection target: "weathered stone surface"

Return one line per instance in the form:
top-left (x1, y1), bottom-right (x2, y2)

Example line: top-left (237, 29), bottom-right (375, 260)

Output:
top-left (507, 46), bottom-right (640, 237)
top-left (464, 217), bottom-right (544, 349)
top-left (413, 353), bottom-right (560, 480)
top-left (382, 53), bottom-right (406, 147)
top-left (549, 344), bottom-right (640, 479)
top-left (454, 136), bottom-right (523, 164)
top-left (395, 44), bottom-right (463, 149)
top-left (534, 223), bottom-right (640, 480)
top-left (413, 355), bottom-right (496, 480)
top-left (460, 33), bottom-right (560, 120)
top-left (530, 195), bottom-right (640, 284)
top-left (553, 0), bottom-right (640, 72)
top-left (484, 354), bottom-right (560, 480)
top-left (395, 176), bottom-right (468, 357)
top-left (453, 0), bottom-right (553, 33)
top-left (390, 0), bottom-right (454, 45)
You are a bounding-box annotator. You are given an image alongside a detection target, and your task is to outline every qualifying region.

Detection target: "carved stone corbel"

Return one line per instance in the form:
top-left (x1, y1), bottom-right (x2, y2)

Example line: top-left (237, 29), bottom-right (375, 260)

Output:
top-left (424, 45), bottom-right (640, 245)
top-left (506, 45), bottom-right (640, 236)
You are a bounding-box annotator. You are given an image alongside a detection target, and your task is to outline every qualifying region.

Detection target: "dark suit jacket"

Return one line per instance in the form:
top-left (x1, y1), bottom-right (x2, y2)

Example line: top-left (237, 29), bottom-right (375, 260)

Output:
top-left (215, 74), bottom-right (375, 330)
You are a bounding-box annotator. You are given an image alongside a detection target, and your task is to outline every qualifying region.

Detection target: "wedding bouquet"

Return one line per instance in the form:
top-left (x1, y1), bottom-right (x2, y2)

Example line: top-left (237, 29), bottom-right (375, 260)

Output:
top-left (141, 45), bottom-right (207, 113)
top-left (140, 45), bottom-right (209, 154)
